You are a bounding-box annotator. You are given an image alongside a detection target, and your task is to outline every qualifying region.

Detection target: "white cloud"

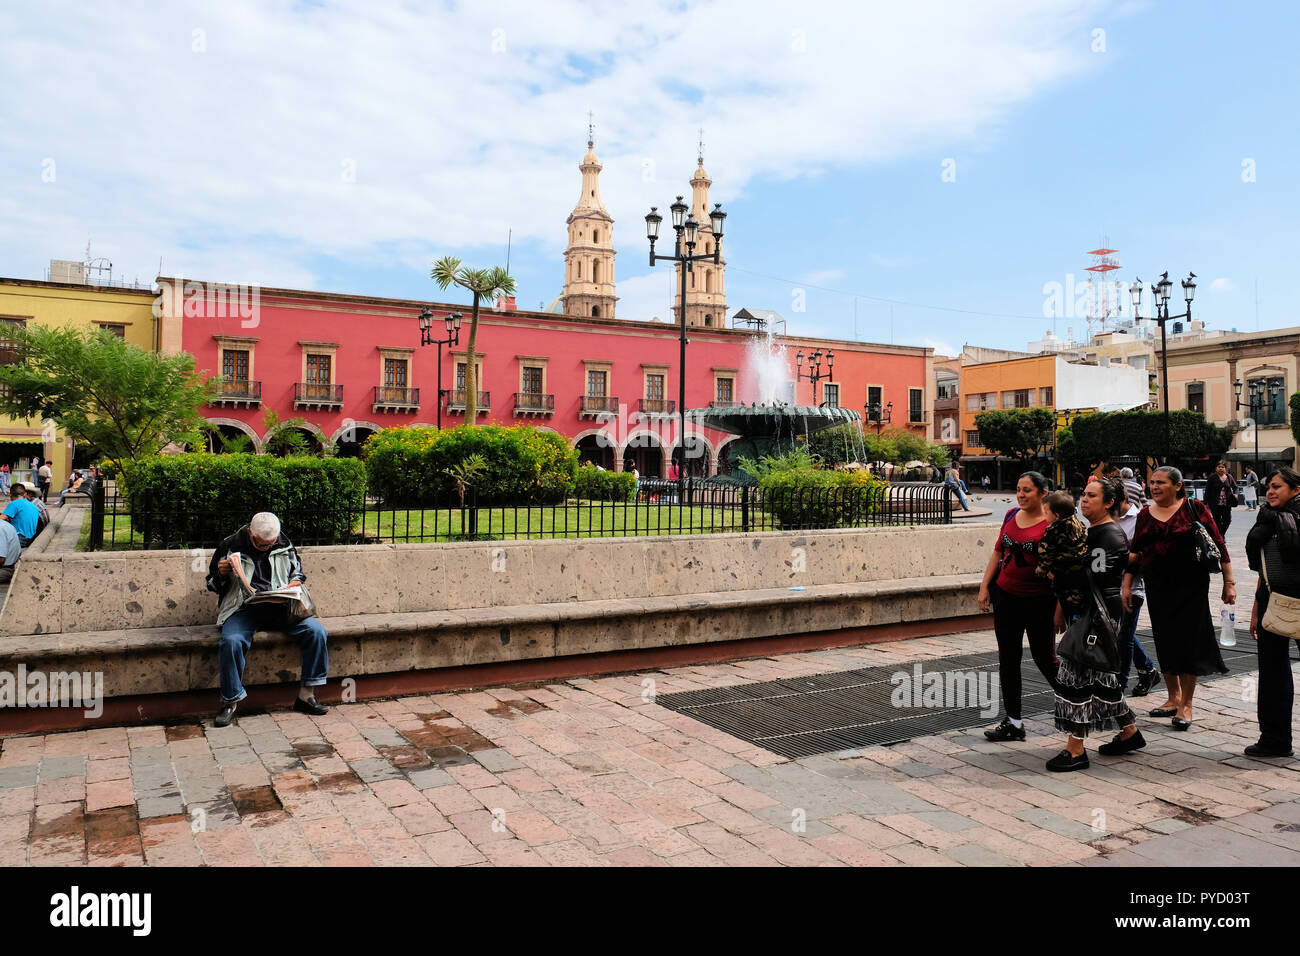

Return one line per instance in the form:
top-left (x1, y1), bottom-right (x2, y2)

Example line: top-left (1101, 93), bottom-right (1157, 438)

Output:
top-left (1, 0), bottom-right (1106, 296)
top-left (1210, 277), bottom-right (1236, 293)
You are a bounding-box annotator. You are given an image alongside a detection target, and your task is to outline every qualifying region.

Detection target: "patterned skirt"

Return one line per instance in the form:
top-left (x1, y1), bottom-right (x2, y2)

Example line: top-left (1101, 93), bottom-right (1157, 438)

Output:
top-left (1053, 658), bottom-right (1136, 738)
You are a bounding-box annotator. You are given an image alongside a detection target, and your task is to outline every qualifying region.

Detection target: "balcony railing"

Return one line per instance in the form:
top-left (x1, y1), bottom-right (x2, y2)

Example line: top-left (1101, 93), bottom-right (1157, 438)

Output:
top-left (709, 399), bottom-right (742, 408)
top-left (934, 396), bottom-right (959, 411)
top-left (294, 382), bottom-right (344, 407)
top-left (372, 386), bottom-right (420, 411)
top-left (211, 378), bottom-right (262, 407)
top-left (908, 409), bottom-right (931, 424)
top-left (580, 395), bottom-right (619, 416)
top-left (446, 390), bottom-right (490, 414)
top-left (637, 398), bottom-right (676, 415)
top-left (513, 392), bottom-right (555, 415)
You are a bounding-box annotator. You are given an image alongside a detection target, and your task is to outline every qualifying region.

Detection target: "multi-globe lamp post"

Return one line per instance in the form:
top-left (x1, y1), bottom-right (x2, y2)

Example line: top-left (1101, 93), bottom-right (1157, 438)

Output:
top-left (418, 307), bottom-right (462, 429)
top-left (796, 348), bottom-right (834, 403)
top-left (645, 196), bottom-right (725, 484)
top-left (1130, 271), bottom-right (1196, 463)
top-left (1233, 377), bottom-right (1285, 477)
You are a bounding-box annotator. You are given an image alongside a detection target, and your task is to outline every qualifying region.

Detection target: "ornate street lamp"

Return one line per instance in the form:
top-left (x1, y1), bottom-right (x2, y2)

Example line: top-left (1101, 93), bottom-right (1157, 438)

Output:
top-left (796, 349), bottom-right (835, 403)
top-left (1131, 270), bottom-right (1196, 463)
top-left (865, 400), bottom-right (893, 437)
top-left (418, 307), bottom-right (462, 429)
top-left (645, 192), bottom-right (725, 488)
top-left (1234, 376), bottom-right (1286, 476)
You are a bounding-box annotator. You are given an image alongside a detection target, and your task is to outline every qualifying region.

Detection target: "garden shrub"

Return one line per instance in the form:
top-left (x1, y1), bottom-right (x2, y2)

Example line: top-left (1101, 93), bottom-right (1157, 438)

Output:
top-left (125, 453), bottom-right (366, 547)
top-left (572, 464), bottom-right (636, 501)
top-left (363, 424), bottom-right (577, 505)
top-left (758, 467), bottom-right (885, 529)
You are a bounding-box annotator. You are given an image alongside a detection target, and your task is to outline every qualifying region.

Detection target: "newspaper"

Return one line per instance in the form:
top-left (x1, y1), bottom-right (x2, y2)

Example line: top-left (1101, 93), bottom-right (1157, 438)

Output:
top-left (227, 552), bottom-right (303, 604)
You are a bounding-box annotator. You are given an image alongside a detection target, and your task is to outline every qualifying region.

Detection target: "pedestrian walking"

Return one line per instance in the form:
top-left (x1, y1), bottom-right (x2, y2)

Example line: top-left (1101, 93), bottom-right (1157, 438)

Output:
top-left (1243, 466), bottom-right (1260, 510)
top-left (1244, 466), bottom-right (1300, 758)
top-left (1123, 466), bottom-right (1235, 731)
top-left (1204, 460), bottom-right (1238, 536)
top-left (977, 471), bottom-right (1058, 741)
top-left (1115, 489), bottom-right (1159, 696)
top-left (1120, 467), bottom-right (1146, 508)
top-left (1048, 477), bottom-right (1145, 771)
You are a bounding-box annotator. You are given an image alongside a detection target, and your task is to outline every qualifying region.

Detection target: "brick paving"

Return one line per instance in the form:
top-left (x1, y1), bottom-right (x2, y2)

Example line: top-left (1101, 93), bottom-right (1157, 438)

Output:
top-left (1, 626), bottom-right (1296, 867)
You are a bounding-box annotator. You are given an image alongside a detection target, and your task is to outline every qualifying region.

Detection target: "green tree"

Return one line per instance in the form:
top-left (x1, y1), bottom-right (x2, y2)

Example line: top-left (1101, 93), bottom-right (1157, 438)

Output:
top-left (0, 324), bottom-right (212, 480)
top-left (1067, 408), bottom-right (1232, 471)
top-left (262, 408), bottom-right (310, 457)
top-left (1289, 392), bottom-right (1300, 446)
top-left (973, 408), bottom-right (1056, 464)
top-left (431, 257), bottom-right (518, 422)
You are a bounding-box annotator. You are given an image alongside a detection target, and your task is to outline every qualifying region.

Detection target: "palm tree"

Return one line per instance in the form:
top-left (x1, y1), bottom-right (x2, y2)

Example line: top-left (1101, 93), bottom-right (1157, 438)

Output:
top-left (431, 257), bottom-right (517, 423)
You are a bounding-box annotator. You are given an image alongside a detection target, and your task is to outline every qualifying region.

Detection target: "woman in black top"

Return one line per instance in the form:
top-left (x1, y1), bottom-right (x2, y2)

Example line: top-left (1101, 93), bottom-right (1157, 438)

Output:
top-left (1204, 460), bottom-right (1238, 536)
top-left (1244, 466), bottom-right (1300, 758)
top-left (1049, 478), bottom-right (1145, 771)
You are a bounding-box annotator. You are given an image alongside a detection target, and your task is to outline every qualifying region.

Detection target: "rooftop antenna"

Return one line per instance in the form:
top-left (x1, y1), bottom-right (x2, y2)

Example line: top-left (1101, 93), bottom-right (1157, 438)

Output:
top-left (587, 110), bottom-right (595, 148)
top-left (505, 228), bottom-right (512, 274)
top-left (697, 127), bottom-right (705, 165)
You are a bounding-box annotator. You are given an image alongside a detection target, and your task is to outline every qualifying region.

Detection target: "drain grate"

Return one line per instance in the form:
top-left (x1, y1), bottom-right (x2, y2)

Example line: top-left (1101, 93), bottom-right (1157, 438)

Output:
top-left (655, 638), bottom-right (1271, 759)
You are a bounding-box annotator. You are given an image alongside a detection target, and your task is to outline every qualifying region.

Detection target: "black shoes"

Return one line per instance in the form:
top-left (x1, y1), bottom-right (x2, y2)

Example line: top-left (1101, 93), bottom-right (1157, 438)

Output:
top-left (1244, 743), bottom-right (1293, 759)
top-left (1047, 749), bottom-right (1090, 772)
top-left (1131, 671), bottom-right (1161, 697)
top-left (214, 701), bottom-right (238, 728)
top-left (984, 717), bottom-right (1026, 742)
top-left (1148, 707), bottom-right (1177, 718)
top-left (1098, 729), bottom-right (1147, 756)
top-left (293, 695), bottom-right (328, 716)
top-left (1171, 717), bottom-right (1192, 731)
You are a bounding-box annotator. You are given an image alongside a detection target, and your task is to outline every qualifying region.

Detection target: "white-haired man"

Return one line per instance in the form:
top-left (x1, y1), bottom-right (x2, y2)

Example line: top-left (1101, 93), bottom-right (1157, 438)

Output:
top-left (206, 511), bottom-right (329, 727)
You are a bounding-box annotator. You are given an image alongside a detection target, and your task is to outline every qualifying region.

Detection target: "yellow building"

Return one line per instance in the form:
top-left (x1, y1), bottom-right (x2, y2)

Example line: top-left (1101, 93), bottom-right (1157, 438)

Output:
top-left (0, 278), bottom-right (158, 489)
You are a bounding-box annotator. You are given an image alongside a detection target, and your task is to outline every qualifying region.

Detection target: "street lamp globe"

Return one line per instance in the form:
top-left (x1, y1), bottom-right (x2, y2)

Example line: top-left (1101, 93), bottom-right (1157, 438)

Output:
top-left (418, 307), bottom-right (433, 333)
top-left (683, 214), bottom-right (699, 247)
top-left (669, 196), bottom-right (687, 229)
top-left (1130, 279), bottom-right (1143, 315)
top-left (709, 203), bottom-right (726, 239)
top-left (1182, 272), bottom-right (1197, 303)
top-left (644, 207), bottom-right (662, 241)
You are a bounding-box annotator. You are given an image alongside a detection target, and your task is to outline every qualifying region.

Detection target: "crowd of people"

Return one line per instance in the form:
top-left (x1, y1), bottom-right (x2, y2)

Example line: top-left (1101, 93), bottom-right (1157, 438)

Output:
top-left (978, 460), bottom-right (1293, 772)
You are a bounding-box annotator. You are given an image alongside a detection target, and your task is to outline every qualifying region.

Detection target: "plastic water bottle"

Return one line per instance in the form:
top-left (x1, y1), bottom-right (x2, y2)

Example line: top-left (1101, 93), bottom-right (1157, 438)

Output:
top-left (1219, 608), bottom-right (1237, 647)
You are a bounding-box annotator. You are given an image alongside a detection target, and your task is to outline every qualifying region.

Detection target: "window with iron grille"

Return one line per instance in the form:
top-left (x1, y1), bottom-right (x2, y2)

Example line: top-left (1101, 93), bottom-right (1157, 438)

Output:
top-left (522, 366), bottom-right (542, 395)
top-left (716, 377), bottom-right (734, 403)
top-left (456, 363), bottom-right (466, 391)
top-left (823, 383), bottom-right (839, 407)
top-left (586, 369), bottom-right (607, 397)
top-left (306, 354), bottom-right (331, 384)
top-left (646, 373), bottom-right (664, 401)
top-left (0, 318), bottom-right (24, 366)
top-left (99, 324), bottom-right (126, 338)
top-left (222, 349), bottom-right (249, 381)
top-left (966, 430), bottom-right (982, 447)
top-left (909, 387), bottom-right (924, 421)
top-left (384, 358), bottom-right (408, 388)
top-left (1187, 382), bottom-right (1204, 414)
top-left (867, 385), bottom-right (882, 410)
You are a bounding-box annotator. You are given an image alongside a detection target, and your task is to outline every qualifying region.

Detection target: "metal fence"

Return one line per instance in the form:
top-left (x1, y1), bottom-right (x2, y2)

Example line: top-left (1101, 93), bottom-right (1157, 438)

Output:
top-left (87, 479), bottom-right (952, 551)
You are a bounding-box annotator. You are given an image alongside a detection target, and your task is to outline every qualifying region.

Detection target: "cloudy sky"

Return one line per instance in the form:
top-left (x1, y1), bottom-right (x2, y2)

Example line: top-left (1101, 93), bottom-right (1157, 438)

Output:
top-left (2, 0), bottom-right (1296, 354)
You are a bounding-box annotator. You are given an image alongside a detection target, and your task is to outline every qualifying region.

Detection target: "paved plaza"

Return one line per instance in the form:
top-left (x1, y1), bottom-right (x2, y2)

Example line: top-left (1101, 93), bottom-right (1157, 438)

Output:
top-left (1, 616), bottom-right (1296, 867)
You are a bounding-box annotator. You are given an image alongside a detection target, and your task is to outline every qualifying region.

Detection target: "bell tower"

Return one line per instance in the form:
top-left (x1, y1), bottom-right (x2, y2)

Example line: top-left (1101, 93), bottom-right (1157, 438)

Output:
top-left (674, 131), bottom-right (726, 329)
top-left (561, 116), bottom-right (618, 319)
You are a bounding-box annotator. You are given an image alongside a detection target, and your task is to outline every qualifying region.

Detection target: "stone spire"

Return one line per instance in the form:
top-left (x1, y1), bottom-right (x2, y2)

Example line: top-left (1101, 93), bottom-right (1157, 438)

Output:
top-left (675, 132), bottom-right (725, 329)
top-left (560, 120), bottom-right (617, 319)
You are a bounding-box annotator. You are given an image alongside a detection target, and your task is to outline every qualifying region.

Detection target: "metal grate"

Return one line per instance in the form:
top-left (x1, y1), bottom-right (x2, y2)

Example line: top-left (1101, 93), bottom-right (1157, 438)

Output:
top-left (655, 638), bottom-right (1272, 759)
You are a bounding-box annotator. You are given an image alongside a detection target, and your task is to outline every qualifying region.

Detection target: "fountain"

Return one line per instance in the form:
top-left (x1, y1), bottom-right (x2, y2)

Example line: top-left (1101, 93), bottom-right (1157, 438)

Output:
top-left (690, 330), bottom-right (864, 482)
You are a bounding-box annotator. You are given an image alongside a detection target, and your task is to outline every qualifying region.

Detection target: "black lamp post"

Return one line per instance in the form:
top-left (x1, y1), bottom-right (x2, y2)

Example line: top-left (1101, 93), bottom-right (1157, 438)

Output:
top-left (796, 348), bottom-right (834, 403)
top-left (1233, 377), bottom-right (1285, 476)
top-left (418, 307), bottom-right (462, 429)
top-left (865, 400), bottom-right (892, 437)
top-left (1131, 271), bottom-right (1196, 463)
top-left (646, 196), bottom-right (726, 484)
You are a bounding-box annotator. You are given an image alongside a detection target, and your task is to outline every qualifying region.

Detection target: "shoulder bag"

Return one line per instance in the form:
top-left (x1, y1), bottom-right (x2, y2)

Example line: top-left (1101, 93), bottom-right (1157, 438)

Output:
top-left (1185, 499), bottom-right (1223, 574)
top-left (1057, 568), bottom-right (1121, 672)
top-left (1260, 558), bottom-right (1300, 639)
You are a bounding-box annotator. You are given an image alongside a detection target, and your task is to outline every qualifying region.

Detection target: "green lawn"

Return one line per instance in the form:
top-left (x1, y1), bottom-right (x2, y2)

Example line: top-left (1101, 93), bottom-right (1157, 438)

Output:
top-left (83, 501), bottom-right (756, 550)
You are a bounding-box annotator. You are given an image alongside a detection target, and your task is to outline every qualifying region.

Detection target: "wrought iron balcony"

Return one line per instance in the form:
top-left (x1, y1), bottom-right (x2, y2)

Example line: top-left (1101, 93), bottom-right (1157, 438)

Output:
top-left (446, 389), bottom-right (490, 414)
top-left (294, 382), bottom-right (343, 408)
top-left (637, 398), bottom-right (676, 415)
top-left (210, 378), bottom-right (262, 408)
top-left (580, 395), bottom-right (619, 417)
top-left (372, 385), bottom-right (419, 413)
top-left (513, 392), bottom-right (555, 415)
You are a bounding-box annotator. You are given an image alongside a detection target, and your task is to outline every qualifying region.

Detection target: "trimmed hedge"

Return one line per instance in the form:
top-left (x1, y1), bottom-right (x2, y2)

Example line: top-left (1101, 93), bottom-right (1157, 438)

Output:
top-left (573, 464), bottom-right (637, 501)
top-left (758, 467), bottom-right (885, 528)
top-left (125, 453), bottom-right (366, 547)
top-left (363, 424), bottom-right (578, 505)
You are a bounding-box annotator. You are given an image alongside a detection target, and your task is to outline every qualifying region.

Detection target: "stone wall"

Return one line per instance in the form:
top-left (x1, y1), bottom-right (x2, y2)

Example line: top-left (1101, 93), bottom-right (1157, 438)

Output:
top-left (0, 525), bottom-right (993, 638)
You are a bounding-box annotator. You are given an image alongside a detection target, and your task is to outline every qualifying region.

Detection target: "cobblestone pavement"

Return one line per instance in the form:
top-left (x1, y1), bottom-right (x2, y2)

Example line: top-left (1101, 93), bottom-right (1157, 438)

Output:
top-left (2, 626), bottom-right (1295, 867)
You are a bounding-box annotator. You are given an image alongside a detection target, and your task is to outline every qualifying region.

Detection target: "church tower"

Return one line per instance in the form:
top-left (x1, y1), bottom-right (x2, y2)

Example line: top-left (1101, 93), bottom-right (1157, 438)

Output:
top-left (560, 122), bottom-right (617, 319)
top-left (674, 136), bottom-right (726, 328)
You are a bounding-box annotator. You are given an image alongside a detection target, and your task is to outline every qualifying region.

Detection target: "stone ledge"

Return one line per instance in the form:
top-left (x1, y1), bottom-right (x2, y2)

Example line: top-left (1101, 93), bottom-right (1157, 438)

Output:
top-left (0, 574), bottom-right (984, 700)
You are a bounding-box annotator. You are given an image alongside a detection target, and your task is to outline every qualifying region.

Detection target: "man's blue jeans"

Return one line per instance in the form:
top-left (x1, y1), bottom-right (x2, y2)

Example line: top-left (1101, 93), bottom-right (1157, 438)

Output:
top-left (947, 482), bottom-right (972, 511)
top-left (219, 603), bottom-right (329, 704)
top-left (1118, 594), bottom-right (1155, 684)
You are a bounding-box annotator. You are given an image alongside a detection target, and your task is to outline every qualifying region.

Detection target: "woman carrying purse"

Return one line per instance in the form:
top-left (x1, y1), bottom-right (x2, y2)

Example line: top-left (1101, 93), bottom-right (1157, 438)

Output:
top-left (1049, 478), bottom-right (1144, 771)
top-left (1244, 466), bottom-right (1300, 758)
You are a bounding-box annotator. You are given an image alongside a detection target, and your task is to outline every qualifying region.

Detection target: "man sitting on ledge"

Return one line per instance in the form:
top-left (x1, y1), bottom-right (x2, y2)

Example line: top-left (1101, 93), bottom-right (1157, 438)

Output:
top-left (206, 511), bottom-right (329, 728)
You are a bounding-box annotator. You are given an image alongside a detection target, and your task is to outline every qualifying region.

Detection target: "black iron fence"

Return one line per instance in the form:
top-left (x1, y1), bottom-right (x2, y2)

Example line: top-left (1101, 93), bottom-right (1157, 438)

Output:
top-left (87, 479), bottom-right (952, 551)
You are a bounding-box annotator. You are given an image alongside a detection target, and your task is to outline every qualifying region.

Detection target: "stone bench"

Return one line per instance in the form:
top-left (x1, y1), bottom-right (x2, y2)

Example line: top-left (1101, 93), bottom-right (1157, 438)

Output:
top-left (0, 524), bottom-right (994, 711)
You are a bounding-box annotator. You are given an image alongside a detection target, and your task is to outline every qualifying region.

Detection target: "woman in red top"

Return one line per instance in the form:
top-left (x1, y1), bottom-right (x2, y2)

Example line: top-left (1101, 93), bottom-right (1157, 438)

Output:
top-left (1123, 465), bottom-right (1237, 730)
top-left (977, 471), bottom-right (1059, 742)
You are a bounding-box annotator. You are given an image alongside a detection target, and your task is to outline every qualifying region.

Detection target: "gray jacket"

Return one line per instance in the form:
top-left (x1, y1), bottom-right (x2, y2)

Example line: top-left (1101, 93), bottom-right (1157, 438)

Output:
top-left (206, 525), bottom-right (306, 626)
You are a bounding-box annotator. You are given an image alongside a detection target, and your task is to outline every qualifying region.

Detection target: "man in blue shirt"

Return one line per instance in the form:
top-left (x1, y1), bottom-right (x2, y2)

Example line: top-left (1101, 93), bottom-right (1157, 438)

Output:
top-left (0, 518), bottom-right (19, 582)
top-left (2, 485), bottom-right (41, 545)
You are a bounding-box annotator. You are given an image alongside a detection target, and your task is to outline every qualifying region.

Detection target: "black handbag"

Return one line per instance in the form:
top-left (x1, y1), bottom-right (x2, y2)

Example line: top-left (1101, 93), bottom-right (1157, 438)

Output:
top-left (1057, 572), bottom-right (1121, 673)
top-left (1185, 498), bottom-right (1223, 574)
